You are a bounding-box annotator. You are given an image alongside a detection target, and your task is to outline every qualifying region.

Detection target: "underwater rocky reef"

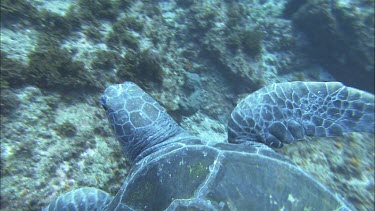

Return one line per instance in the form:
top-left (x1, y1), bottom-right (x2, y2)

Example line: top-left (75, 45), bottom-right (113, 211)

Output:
top-left (1, 0), bottom-right (374, 210)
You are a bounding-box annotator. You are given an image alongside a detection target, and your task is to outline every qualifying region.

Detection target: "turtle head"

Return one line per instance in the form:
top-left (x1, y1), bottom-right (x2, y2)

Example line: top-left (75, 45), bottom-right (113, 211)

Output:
top-left (100, 82), bottom-right (185, 163)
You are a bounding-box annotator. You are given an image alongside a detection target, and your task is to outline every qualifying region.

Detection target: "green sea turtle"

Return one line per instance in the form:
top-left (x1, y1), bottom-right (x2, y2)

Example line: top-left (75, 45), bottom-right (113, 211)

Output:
top-left (45, 81), bottom-right (374, 210)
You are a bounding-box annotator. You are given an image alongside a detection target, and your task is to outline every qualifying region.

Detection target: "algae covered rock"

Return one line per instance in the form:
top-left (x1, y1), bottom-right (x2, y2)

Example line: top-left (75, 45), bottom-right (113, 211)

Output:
top-left (55, 121), bottom-right (77, 137)
top-left (0, 0), bottom-right (39, 27)
top-left (77, 0), bottom-right (131, 21)
top-left (26, 42), bottom-right (98, 91)
top-left (0, 52), bottom-right (25, 115)
top-left (241, 30), bottom-right (264, 56)
top-left (91, 50), bottom-right (122, 70)
top-left (284, 0), bottom-right (374, 93)
top-left (0, 89), bottom-right (20, 116)
top-left (117, 49), bottom-right (164, 86)
top-left (0, 51), bottom-right (26, 89)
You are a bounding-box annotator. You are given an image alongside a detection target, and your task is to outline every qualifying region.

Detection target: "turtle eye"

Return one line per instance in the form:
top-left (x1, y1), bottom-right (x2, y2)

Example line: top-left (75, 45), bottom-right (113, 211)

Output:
top-left (102, 104), bottom-right (108, 111)
top-left (100, 98), bottom-right (111, 113)
top-left (100, 96), bottom-right (108, 108)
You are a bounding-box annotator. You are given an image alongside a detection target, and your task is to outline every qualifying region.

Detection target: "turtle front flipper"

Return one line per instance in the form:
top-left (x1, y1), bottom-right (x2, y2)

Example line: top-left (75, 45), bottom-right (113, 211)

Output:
top-left (228, 81), bottom-right (374, 147)
top-left (43, 187), bottom-right (113, 211)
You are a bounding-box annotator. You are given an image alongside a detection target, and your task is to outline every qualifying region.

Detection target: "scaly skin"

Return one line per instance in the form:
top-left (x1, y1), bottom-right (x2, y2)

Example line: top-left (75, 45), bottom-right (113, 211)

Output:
top-left (44, 81), bottom-right (374, 211)
top-left (228, 81), bottom-right (374, 147)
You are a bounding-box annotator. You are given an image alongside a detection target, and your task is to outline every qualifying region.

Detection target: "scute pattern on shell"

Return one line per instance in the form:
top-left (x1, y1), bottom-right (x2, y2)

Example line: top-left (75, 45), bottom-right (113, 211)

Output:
top-left (44, 81), bottom-right (374, 211)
